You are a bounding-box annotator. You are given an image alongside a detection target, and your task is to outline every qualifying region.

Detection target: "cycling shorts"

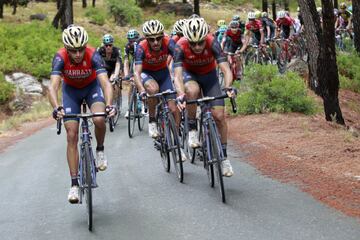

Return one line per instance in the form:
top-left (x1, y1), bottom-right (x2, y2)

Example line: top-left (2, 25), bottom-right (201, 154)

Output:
top-left (62, 80), bottom-right (105, 122)
top-left (183, 69), bottom-right (224, 107)
top-left (141, 68), bottom-right (175, 99)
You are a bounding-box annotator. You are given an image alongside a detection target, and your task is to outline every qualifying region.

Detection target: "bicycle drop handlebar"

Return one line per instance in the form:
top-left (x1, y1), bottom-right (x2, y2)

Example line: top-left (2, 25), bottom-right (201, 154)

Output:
top-left (186, 91), bottom-right (237, 114)
top-left (56, 112), bottom-right (114, 135)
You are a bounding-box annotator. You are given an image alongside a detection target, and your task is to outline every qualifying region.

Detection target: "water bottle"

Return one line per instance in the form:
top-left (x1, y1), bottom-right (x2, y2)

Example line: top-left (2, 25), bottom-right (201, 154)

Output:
top-left (137, 95), bottom-right (142, 112)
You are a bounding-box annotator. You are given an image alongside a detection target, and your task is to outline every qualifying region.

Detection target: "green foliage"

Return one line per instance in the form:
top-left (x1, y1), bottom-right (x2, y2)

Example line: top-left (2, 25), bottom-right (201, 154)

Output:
top-left (85, 7), bottom-right (107, 25)
top-left (150, 12), bottom-right (177, 30)
top-left (0, 72), bottom-right (15, 104)
top-left (107, 0), bottom-right (143, 26)
top-left (337, 52), bottom-right (360, 93)
top-left (230, 65), bottom-right (317, 115)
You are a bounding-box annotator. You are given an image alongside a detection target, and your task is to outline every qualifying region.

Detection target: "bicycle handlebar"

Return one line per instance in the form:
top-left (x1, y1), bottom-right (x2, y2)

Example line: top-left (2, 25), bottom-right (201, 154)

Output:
top-left (186, 91), bottom-right (237, 113)
top-left (147, 89), bottom-right (177, 98)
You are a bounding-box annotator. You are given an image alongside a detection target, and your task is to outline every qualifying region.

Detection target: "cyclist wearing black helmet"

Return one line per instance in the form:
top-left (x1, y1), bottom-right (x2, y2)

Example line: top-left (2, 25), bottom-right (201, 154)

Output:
top-left (97, 34), bottom-right (123, 82)
top-left (124, 29), bottom-right (143, 79)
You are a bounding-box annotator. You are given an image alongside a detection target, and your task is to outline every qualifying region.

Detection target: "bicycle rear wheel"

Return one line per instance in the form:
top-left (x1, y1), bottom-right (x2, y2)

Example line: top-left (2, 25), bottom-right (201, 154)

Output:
top-left (157, 115), bottom-right (170, 172)
top-left (202, 126), bottom-right (214, 187)
top-left (112, 86), bottom-right (122, 126)
top-left (128, 87), bottom-right (136, 138)
top-left (208, 122), bottom-right (226, 203)
top-left (83, 143), bottom-right (93, 231)
top-left (167, 113), bottom-right (183, 182)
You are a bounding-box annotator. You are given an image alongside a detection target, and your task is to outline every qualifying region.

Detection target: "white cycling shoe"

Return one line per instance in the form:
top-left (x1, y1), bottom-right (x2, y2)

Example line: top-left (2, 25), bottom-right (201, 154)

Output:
top-left (68, 186), bottom-right (79, 204)
top-left (221, 159), bottom-right (234, 177)
top-left (188, 130), bottom-right (200, 148)
top-left (96, 151), bottom-right (108, 171)
top-left (148, 122), bottom-right (159, 138)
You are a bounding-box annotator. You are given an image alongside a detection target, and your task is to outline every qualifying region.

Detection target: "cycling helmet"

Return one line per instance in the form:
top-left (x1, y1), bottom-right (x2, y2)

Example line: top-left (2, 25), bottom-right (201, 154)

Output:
top-left (229, 20), bottom-right (240, 28)
top-left (183, 17), bottom-right (209, 42)
top-left (232, 15), bottom-right (240, 21)
top-left (277, 10), bottom-right (286, 19)
top-left (261, 12), bottom-right (268, 18)
top-left (103, 34), bottom-right (114, 44)
top-left (255, 11), bottom-right (262, 19)
top-left (142, 20), bottom-right (164, 36)
top-left (173, 19), bottom-right (186, 34)
top-left (189, 14), bottom-right (200, 19)
top-left (217, 19), bottom-right (226, 27)
top-left (334, 8), bottom-right (339, 16)
top-left (127, 29), bottom-right (140, 40)
top-left (339, 2), bottom-right (347, 9)
top-left (62, 25), bottom-right (88, 49)
top-left (248, 12), bottom-right (256, 20)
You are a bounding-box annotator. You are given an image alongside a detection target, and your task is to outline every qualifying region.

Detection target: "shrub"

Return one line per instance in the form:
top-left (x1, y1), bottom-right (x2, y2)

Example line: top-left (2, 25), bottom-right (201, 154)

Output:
top-left (337, 52), bottom-right (360, 93)
top-left (107, 0), bottom-right (143, 26)
top-left (0, 72), bottom-right (15, 104)
top-left (85, 7), bottom-right (107, 26)
top-left (230, 65), bottom-right (317, 115)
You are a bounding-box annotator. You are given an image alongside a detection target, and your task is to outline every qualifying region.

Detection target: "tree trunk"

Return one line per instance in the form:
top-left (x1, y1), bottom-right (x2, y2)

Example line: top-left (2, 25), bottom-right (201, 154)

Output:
top-left (194, 0), bottom-right (200, 16)
top-left (92, 0), bottom-right (95, 7)
top-left (183, 0), bottom-right (187, 3)
top-left (262, 0), bottom-right (268, 12)
top-left (284, 0), bottom-right (289, 10)
top-left (82, 0), bottom-right (86, 8)
top-left (137, 0), bottom-right (152, 7)
top-left (52, 0), bottom-right (73, 30)
top-left (272, 0), bottom-right (276, 20)
top-left (57, 0), bottom-right (60, 9)
top-left (353, 0), bottom-right (360, 53)
top-left (298, 0), bottom-right (345, 125)
top-left (333, 0), bottom-right (338, 9)
top-left (52, 0), bottom-right (66, 29)
top-left (0, 0), bottom-right (4, 19)
top-left (11, 0), bottom-right (17, 15)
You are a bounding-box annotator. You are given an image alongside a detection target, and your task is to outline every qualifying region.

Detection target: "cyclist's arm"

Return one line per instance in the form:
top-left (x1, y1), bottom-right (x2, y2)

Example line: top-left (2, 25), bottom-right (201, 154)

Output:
top-left (97, 73), bottom-right (113, 107)
top-left (260, 28), bottom-right (265, 44)
top-left (239, 31), bottom-right (250, 52)
top-left (221, 33), bottom-right (227, 50)
top-left (266, 25), bottom-right (271, 39)
top-left (134, 64), bottom-right (145, 93)
top-left (173, 66), bottom-right (184, 96)
top-left (123, 56), bottom-right (130, 77)
top-left (218, 61), bottom-right (233, 88)
top-left (48, 74), bottom-right (62, 109)
top-left (111, 58), bottom-right (121, 81)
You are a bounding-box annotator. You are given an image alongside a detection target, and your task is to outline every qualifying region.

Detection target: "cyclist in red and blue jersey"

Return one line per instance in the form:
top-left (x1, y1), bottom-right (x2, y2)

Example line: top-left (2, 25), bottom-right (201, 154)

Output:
top-left (48, 25), bottom-right (115, 204)
top-left (221, 20), bottom-right (243, 53)
top-left (275, 10), bottom-right (296, 39)
top-left (173, 18), bottom-right (236, 177)
top-left (133, 20), bottom-right (180, 140)
top-left (240, 12), bottom-right (265, 52)
top-left (172, 19), bottom-right (185, 43)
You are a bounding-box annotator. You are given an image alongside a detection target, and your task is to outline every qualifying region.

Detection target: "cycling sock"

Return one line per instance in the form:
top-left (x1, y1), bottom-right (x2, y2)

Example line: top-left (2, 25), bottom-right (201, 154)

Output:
top-left (149, 117), bottom-right (156, 123)
top-left (96, 146), bottom-right (104, 151)
top-left (71, 177), bottom-right (79, 186)
top-left (189, 119), bottom-right (197, 131)
top-left (222, 143), bottom-right (227, 158)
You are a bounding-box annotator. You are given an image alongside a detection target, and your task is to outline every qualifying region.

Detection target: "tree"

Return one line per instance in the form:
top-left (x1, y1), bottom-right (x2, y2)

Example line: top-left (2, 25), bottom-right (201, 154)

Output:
top-left (298, 0), bottom-right (345, 124)
top-left (194, 0), bottom-right (200, 16)
top-left (0, 0), bottom-right (17, 18)
top-left (82, 0), bottom-right (86, 8)
top-left (284, 0), bottom-right (289, 10)
top-left (92, 0), bottom-right (95, 7)
top-left (52, 0), bottom-right (73, 30)
top-left (272, 0), bottom-right (276, 20)
top-left (333, 0), bottom-right (338, 9)
top-left (262, 0), bottom-right (268, 12)
top-left (353, 0), bottom-right (360, 53)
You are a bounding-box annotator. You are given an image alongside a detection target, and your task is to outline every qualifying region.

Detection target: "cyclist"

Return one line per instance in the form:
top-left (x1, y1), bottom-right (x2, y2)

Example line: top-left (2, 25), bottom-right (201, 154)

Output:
top-left (216, 25), bottom-right (227, 44)
top-left (172, 19), bottom-right (186, 43)
top-left (173, 17), bottom-right (236, 177)
top-left (239, 12), bottom-right (265, 53)
top-left (49, 25), bottom-right (115, 203)
top-left (133, 20), bottom-right (179, 139)
top-left (275, 10), bottom-right (296, 40)
top-left (335, 2), bottom-right (352, 35)
top-left (214, 19), bottom-right (226, 38)
top-left (261, 12), bottom-right (277, 61)
top-left (232, 15), bottom-right (246, 33)
top-left (97, 34), bottom-right (123, 82)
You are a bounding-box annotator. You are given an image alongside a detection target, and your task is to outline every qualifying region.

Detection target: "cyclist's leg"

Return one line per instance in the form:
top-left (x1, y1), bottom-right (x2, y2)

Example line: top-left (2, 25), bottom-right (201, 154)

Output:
top-left (142, 71), bottom-right (159, 121)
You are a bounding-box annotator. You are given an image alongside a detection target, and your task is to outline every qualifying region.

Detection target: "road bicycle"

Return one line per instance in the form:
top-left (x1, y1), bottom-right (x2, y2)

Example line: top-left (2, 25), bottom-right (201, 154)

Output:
top-left (224, 50), bottom-right (245, 81)
top-left (150, 89), bottom-right (183, 183)
top-left (187, 92), bottom-right (237, 203)
top-left (56, 103), bottom-right (114, 231)
top-left (245, 43), bottom-right (273, 66)
top-left (125, 75), bottom-right (146, 138)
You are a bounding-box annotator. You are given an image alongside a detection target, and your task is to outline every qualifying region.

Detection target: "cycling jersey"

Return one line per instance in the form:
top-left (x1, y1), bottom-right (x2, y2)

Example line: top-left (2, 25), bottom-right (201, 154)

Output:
top-left (135, 36), bottom-right (175, 71)
top-left (246, 20), bottom-right (263, 42)
top-left (97, 46), bottom-right (122, 77)
top-left (173, 34), bottom-right (227, 75)
top-left (224, 28), bottom-right (243, 45)
top-left (171, 34), bottom-right (181, 43)
top-left (337, 10), bottom-right (352, 23)
top-left (51, 47), bottom-right (107, 89)
top-left (276, 16), bottom-right (295, 28)
top-left (124, 37), bottom-right (144, 60)
top-left (261, 17), bottom-right (275, 38)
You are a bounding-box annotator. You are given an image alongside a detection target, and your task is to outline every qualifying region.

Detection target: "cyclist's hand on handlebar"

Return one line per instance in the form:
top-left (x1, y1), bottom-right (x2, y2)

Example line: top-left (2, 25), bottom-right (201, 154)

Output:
top-left (105, 105), bottom-right (116, 117)
top-left (176, 94), bottom-right (186, 111)
top-left (52, 106), bottom-right (65, 120)
top-left (224, 87), bottom-right (237, 98)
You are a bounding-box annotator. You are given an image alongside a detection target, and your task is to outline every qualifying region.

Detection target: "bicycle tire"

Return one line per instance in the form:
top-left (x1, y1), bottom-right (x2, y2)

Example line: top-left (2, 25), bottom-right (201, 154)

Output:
top-left (208, 121), bottom-right (226, 203)
top-left (127, 87), bottom-right (136, 138)
top-left (157, 114), bottom-right (170, 172)
top-left (83, 143), bottom-right (93, 231)
top-left (277, 49), bottom-right (287, 74)
top-left (202, 125), bottom-right (214, 187)
top-left (167, 113), bottom-right (183, 182)
top-left (137, 96), bottom-right (146, 131)
top-left (112, 86), bottom-right (122, 126)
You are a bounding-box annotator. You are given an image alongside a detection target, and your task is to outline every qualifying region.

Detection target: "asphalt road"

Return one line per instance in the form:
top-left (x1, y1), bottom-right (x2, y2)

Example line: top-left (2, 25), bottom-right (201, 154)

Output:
top-left (0, 117), bottom-right (359, 240)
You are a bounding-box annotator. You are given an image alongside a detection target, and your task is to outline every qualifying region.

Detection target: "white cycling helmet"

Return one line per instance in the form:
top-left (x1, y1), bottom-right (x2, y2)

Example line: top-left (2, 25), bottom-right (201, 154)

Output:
top-left (248, 12), bottom-right (256, 20)
top-left (183, 18), bottom-right (209, 42)
top-left (142, 20), bottom-right (164, 36)
top-left (62, 25), bottom-right (88, 49)
top-left (277, 10), bottom-right (286, 19)
top-left (173, 19), bottom-right (186, 34)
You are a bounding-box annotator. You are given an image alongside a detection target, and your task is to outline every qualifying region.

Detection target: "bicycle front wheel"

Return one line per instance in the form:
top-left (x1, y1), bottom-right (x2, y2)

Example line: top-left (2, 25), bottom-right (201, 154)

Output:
top-left (166, 113), bottom-right (183, 183)
top-left (137, 97), bottom-right (146, 131)
top-left (208, 121), bottom-right (226, 203)
top-left (83, 143), bottom-right (93, 231)
top-left (128, 88), bottom-right (137, 138)
top-left (157, 115), bottom-right (170, 172)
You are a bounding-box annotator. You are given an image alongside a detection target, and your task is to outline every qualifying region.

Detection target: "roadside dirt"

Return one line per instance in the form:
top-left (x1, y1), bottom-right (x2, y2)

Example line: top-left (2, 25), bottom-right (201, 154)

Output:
top-left (228, 90), bottom-right (360, 218)
top-left (0, 90), bottom-right (359, 218)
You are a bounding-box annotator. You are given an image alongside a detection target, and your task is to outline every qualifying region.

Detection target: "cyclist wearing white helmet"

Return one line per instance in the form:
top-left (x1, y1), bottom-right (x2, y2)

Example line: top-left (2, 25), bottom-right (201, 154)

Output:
top-left (172, 19), bottom-right (186, 43)
top-left (275, 10), bottom-right (296, 39)
top-left (97, 34), bottom-right (123, 81)
top-left (134, 20), bottom-right (181, 141)
top-left (173, 17), bottom-right (236, 177)
top-left (239, 12), bottom-right (265, 53)
top-left (49, 25), bottom-right (116, 204)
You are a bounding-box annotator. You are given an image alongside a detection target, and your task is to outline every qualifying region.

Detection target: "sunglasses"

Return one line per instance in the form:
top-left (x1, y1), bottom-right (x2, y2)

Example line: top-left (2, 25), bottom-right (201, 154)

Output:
top-left (105, 44), bottom-right (113, 48)
top-left (189, 40), bottom-right (205, 47)
top-left (67, 47), bottom-right (85, 54)
top-left (147, 36), bottom-right (163, 43)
